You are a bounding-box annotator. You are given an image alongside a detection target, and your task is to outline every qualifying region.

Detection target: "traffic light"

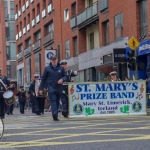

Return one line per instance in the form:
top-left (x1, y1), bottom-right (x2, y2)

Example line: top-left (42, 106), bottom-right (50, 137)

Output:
top-left (127, 50), bottom-right (136, 70)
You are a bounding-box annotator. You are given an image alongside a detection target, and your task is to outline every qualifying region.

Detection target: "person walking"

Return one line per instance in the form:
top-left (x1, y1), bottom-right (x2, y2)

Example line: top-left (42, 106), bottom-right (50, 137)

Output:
top-left (0, 72), bottom-right (10, 119)
top-left (60, 60), bottom-right (78, 118)
top-left (39, 55), bottom-right (67, 121)
top-left (28, 73), bottom-right (41, 115)
top-left (16, 85), bottom-right (27, 114)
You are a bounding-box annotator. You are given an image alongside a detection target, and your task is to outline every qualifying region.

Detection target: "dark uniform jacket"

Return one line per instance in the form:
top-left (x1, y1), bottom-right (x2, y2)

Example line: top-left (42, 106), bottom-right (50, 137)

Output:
top-left (0, 76), bottom-right (10, 92)
top-left (39, 62), bottom-right (67, 93)
top-left (28, 80), bottom-right (37, 96)
top-left (16, 90), bottom-right (26, 103)
top-left (62, 70), bottom-right (78, 95)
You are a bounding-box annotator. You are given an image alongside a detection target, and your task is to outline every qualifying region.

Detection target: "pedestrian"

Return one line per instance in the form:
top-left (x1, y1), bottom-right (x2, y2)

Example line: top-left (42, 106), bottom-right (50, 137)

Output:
top-left (28, 73), bottom-right (41, 115)
top-left (0, 72), bottom-right (11, 119)
top-left (39, 55), bottom-right (67, 121)
top-left (60, 60), bottom-right (78, 118)
top-left (109, 71), bottom-right (121, 82)
top-left (5, 84), bottom-right (15, 115)
top-left (16, 85), bottom-right (27, 114)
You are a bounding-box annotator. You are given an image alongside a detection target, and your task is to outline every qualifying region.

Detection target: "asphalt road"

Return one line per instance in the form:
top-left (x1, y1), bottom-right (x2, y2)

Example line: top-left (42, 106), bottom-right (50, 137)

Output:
top-left (0, 109), bottom-right (150, 150)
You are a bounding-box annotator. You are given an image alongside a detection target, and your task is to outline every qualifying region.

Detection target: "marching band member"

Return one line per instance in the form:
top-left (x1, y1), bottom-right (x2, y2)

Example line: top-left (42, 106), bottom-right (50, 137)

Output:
top-left (16, 85), bottom-right (27, 114)
top-left (109, 71), bottom-right (121, 82)
top-left (0, 71), bottom-right (10, 119)
top-left (60, 60), bottom-right (78, 118)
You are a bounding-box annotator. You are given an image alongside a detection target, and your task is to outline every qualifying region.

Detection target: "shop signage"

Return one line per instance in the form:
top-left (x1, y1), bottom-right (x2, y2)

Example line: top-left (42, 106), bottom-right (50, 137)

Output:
top-left (68, 81), bottom-right (146, 118)
top-left (113, 48), bottom-right (126, 63)
top-left (45, 49), bottom-right (56, 66)
top-left (137, 40), bottom-right (150, 56)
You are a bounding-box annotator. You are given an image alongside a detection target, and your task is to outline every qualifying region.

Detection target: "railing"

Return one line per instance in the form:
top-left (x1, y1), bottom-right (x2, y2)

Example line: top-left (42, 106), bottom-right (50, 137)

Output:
top-left (43, 31), bottom-right (54, 45)
top-left (8, 14), bottom-right (15, 21)
top-left (32, 39), bottom-right (41, 52)
top-left (17, 52), bottom-right (23, 61)
top-left (77, 2), bottom-right (98, 26)
top-left (70, 16), bottom-right (77, 29)
top-left (24, 46), bottom-right (31, 56)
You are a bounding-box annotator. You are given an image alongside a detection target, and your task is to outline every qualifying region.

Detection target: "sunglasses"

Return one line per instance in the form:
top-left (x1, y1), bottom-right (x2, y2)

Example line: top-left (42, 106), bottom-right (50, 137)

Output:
top-left (34, 76), bottom-right (39, 78)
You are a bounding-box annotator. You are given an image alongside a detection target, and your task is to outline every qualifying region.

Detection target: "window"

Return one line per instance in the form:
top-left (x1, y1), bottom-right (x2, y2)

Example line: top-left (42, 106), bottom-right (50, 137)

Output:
top-left (28, 13), bottom-right (30, 23)
top-left (88, 0), bottom-right (93, 6)
top-left (43, 0), bottom-right (46, 9)
top-left (88, 33), bottom-right (94, 49)
top-left (7, 65), bottom-right (11, 78)
top-left (34, 31), bottom-right (41, 41)
top-left (10, 1), bottom-right (15, 18)
top-left (103, 20), bottom-right (109, 45)
top-left (6, 22), bottom-right (15, 41)
top-left (65, 40), bottom-right (70, 59)
top-left (100, 0), bottom-right (108, 12)
top-left (6, 46), bottom-right (10, 60)
top-left (26, 58), bottom-right (31, 84)
top-left (139, 0), bottom-right (148, 36)
top-left (34, 52), bottom-right (41, 76)
top-left (114, 13), bottom-right (123, 40)
top-left (24, 17), bottom-right (26, 27)
top-left (32, 8), bottom-right (35, 19)
top-left (25, 38), bottom-right (31, 47)
top-left (18, 44), bottom-right (23, 53)
top-left (9, 42), bottom-right (16, 60)
top-left (4, 1), bottom-right (8, 21)
top-left (71, 2), bottom-right (76, 16)
top-left (64, 9), bottom-right (69, 22)
top-left (73, 36), bottom-right (78, 56)
top-left (45, 21), bottom-right (53, 34)
top-left (37, 3), bottom-right (40, 14)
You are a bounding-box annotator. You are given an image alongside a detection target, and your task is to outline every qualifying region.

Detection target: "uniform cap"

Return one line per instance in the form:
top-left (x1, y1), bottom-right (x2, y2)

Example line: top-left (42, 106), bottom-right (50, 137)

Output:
top-left (60, 60), bottom-right (68, 65)
top-left (50, 55), bottom-right (57, 60)
top-left (34, 73), bottom-right (40, 77)
top-left (109, 71), bottom-right (117, 76)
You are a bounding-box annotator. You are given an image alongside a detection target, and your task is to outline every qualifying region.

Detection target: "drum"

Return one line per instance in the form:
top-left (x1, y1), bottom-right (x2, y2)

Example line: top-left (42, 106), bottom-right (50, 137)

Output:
top-left (3, 90), bottom-right (15, 105)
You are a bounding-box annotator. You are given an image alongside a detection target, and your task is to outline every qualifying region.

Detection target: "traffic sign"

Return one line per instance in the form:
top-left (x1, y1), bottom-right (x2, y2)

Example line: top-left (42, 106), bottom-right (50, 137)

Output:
top-left (128, 37), bottom-right (140, 50)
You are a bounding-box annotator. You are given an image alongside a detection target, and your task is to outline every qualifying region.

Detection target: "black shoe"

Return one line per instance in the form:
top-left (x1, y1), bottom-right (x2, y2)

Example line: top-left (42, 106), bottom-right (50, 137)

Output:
top-left (53, 116), bottom-right (59, 121)
top-left (36, 112), bottom-right (41, 115)
top-left (0, 116), bottom-right (5, 119)
top-left (62, 111), bottom-right (68, 118)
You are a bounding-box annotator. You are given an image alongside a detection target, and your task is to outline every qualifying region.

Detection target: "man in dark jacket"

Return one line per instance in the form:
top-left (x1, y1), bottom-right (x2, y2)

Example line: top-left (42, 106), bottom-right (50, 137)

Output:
top-left (0, 72), bottom-right (10, 119)
top-left (28, 73), bottom-right (42, 115)
top-left (39, 55), bottom-right (67, 121)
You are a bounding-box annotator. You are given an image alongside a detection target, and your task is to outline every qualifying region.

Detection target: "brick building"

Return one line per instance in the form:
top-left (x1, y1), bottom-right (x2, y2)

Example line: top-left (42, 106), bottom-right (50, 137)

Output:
top-left (14, 0), bottom-right (150, 89)
top-left (0, 0), bottom-right (17, 85)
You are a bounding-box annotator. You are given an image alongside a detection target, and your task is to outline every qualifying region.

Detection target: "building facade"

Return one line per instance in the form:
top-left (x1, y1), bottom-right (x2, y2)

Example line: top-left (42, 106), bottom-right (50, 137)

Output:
top-left (0, 0), bottom-right (17, 85)
top-left (14, 0), bottom-right (150, 88)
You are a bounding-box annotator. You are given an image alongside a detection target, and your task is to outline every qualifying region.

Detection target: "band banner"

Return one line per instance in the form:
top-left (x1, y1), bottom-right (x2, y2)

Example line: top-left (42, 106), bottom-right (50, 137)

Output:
top-left (68, 81), bottom-right (146, 118)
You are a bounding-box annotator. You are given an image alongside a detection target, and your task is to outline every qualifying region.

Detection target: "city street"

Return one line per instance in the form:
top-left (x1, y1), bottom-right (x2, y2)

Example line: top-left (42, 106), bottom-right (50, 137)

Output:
top-left (0, 109), bottom-right (150, 150)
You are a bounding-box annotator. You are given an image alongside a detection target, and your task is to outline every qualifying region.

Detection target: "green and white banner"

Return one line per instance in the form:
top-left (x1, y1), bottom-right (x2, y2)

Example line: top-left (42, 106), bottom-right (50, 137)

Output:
top-left (68, 81), bottom-right (146, 118)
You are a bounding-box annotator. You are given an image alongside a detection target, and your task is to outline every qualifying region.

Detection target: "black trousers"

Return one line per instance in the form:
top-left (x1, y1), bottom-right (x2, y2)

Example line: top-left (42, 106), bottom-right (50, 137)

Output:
top-left (0, 92), bottom-right (5, 118)
top-left (39, 97), bottom-right (45, 114)
top-left (19, 101), bottom-right (26, 114)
